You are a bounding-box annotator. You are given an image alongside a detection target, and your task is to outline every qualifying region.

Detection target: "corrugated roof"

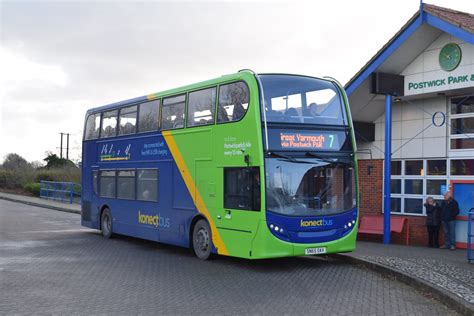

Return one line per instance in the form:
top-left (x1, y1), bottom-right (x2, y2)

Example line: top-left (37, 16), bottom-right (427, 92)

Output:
top-left (424, 3), bottom-right (474, 33)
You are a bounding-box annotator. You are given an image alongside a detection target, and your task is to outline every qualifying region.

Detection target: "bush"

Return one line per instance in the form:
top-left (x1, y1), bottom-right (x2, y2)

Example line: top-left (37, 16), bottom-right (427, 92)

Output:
top-left (34, 168), bottom-right (81, 183)
top-left (0, 169), bottom-right (33, 189)
top-left (0, 152), bottom-right (81, 191)
top-left (24, 183), bottom-right (41, 196)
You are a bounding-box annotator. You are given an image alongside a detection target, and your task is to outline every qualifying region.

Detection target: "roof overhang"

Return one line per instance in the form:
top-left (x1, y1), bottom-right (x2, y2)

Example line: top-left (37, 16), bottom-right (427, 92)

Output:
top-left (345, 4), bottom-right (474, 123)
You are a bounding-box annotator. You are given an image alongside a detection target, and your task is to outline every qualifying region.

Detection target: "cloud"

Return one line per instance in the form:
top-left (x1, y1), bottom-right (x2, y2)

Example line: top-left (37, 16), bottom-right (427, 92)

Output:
top-left (1, 0), bottom-right (472, 162)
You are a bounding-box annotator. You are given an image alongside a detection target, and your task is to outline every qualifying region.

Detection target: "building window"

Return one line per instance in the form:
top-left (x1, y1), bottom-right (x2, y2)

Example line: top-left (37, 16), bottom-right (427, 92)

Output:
top-left (390, 179), bottom-right (401, 194)
top-left (137, 169), bottom-right (158, 202)
top-left (449, 96), bottom-right (474, 150)
top-left (389, 158), bottom-right (474, 215)
top-left (100, 170), bottom-right (116, 198)
top-left (451, 96), bottom-right (474, 114)
top-left (138, 100), bottom-right (160, 132)
top-left (390, 160), bottom-right (446, 216)
top-left (391, 160), bottom-right (402, 175)
top-left (101, 110), bottom-right (118, 138)
top-left (450, 159), bottom-right (474, 176)
top-left (187, 87), bottom-right (216, 127)
top-left (427, 180), bottom-right (446, 195)
top-left (450, 138), bottom-right (474, 150)
top-left (117, 170), bottom-right (136, 200)
top-left (118, 106), bottom-right (137, 135)
top-left (404, 198), bottom-right (423, 214)
top-left (390, 198), bottom-right (401, 213)
top-left (450, 117), bottom-right (474, 134)
top-left (404, 179), bottom-right (422, 195)
top-left (217, 82), bottom-right (250, 123)
top-left (224, 167), bottom-right (260, 211)
top-left (161, 94), bottom-right (186, 130)
top-left (405, 160), bottom-right (423, 176)
top-left (427, 160), bottom-right (446, 176)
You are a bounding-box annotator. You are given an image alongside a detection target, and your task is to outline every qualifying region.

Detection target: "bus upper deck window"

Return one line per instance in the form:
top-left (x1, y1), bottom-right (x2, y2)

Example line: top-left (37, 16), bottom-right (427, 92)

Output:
top-left (162, 94), bottom-right (186, 130)
top-left (138, 99), bottom-right (160, 132)
top-left (187, 87), bottom-right (216, 127)
top-left (118, 105), bottom-right (137, 136)
top-left (101, 110), bottom-right (118, 138)
top-left (84, 113), bottom-right (101, 140)
top-left (217, 82), bottom-right (249, 123)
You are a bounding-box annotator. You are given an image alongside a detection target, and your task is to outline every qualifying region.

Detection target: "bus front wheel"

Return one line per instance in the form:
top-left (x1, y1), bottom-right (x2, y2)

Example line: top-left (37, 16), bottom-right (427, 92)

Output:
top-left (192, 219), bottom-right (212, 260)
top-left (101, 208), bottom-right (113, 239)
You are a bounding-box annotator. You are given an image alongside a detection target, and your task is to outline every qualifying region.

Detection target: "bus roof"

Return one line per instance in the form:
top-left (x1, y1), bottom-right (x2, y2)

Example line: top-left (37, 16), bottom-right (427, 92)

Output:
top-left (85, 71), bottom-right (254, 116)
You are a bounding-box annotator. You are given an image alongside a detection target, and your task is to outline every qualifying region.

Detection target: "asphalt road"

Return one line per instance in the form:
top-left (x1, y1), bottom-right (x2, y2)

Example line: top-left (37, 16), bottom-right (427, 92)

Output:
top-left (0, 199), bottom-right (457, 315)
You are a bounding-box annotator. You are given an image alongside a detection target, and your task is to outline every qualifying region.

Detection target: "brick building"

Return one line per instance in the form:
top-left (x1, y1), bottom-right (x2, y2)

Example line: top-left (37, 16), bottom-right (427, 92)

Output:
top-left (346, 4), bottom-right (474, 247)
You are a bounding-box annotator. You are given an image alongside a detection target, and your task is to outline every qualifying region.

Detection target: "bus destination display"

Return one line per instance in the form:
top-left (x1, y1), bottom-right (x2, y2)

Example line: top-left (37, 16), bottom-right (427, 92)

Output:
top-left (280, 132), bottom-right (338, 150)
top-left (267, 129), bottom-right (344, 151)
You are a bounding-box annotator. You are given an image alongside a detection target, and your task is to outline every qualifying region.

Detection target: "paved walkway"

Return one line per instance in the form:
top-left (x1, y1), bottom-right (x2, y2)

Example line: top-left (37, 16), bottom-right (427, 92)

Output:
top-left (0, 199), bottom-right (457, 315)
top-left (0, 192), bottom-right (472, 313)
top-left (0, 191), bottom-right (80, 214)
top-left (348, 241), bottom-right (474, 307)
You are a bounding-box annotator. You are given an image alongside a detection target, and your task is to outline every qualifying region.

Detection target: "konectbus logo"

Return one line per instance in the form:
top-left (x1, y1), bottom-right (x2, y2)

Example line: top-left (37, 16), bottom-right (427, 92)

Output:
top-left (138, 211), bottom-right (170, 228)
top-left (300, 219), bottom-right (334, 227)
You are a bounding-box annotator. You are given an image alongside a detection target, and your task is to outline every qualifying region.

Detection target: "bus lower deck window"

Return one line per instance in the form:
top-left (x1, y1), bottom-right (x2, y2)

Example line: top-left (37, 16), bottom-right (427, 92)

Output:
top-left (117, 170), bottom-right (136, 199)
top-left (137, 169), bottom-right (158, 202)
top-left (224, 167), bottom-right (260, 211)
top-left (100, 170), bottom-right (116, 198)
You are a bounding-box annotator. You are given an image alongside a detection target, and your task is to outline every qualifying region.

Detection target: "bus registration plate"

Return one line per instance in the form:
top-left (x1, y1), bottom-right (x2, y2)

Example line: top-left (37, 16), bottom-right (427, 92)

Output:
top-left (305, 247), bottom-right (327, 255)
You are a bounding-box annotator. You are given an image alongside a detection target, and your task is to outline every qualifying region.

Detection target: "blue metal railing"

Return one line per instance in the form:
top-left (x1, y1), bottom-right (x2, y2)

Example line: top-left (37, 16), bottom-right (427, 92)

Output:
top-left (468, 209), bottom-right (474, 264)
top-left (40, 181), bottom-right (81, 204)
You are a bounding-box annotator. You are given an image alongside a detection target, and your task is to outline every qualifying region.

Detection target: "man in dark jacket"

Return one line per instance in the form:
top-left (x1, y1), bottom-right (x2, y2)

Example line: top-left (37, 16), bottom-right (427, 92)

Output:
top-left (440, 191), bottom-right (459, 250)
top-left (424, 197), bottom-right (441, 248)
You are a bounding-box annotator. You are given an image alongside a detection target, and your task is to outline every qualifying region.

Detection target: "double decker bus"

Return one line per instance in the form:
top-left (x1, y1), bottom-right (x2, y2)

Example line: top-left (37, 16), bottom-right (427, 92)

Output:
top-left (81, 70), bottom-right (358, 260)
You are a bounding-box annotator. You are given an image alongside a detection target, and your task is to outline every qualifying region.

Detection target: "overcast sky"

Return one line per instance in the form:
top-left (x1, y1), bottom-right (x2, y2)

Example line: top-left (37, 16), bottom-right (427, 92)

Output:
top-left (1, 0), bottom-right (473, 163)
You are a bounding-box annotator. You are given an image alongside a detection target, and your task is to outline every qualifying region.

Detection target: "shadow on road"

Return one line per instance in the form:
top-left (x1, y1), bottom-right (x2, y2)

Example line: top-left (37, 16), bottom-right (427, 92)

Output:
top-left (83, 230), bottom-right (345, 273)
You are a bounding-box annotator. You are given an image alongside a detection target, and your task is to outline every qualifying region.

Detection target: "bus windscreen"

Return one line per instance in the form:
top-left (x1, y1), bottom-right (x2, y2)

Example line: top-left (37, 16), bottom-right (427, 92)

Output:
top-left (260, 74), bottom-right (347, 126)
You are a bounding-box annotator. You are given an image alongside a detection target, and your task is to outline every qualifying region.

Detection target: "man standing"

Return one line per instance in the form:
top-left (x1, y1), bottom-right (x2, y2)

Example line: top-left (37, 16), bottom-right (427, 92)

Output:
top-left (440, 191), bottom-right (460, 250)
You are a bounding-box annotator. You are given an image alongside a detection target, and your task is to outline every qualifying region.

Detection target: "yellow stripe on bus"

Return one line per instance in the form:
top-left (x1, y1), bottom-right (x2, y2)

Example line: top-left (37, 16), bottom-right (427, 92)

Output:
top-left (146, 94), bottom-right (157, 101)
top-left (162, 130), bottom-right (229, 256)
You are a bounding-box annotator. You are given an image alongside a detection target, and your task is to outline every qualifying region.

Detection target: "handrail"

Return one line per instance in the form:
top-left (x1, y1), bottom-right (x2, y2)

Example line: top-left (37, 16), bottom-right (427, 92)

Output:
top-left (40, 181), bottom-right (81, 204)
top-left (468, 209), bottom-right (474, 263)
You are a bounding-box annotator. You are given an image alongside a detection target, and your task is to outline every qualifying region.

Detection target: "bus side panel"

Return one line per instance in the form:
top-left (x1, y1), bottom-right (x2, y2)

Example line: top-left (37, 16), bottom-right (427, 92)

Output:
top-left (159, 162), bottom-right (197, 248)
top-left (81, 134), bottom-right (199, 249)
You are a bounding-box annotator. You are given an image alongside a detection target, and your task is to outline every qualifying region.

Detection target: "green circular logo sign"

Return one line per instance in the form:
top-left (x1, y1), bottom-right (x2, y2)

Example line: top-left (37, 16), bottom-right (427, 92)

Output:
top-left (439, 43), bottom-right (462, 72)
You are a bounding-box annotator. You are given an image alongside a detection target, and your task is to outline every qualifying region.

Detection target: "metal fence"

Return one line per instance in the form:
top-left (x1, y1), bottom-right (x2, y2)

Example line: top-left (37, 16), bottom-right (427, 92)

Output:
top-left (40, 181), bottom-right (81, 204)
top-left (468, 209), bottom-right (474, 264)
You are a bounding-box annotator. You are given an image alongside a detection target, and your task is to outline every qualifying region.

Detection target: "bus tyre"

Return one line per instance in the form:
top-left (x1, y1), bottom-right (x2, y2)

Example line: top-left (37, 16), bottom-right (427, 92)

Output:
top-left (101, 208), bottom-right (113, 239)
top-left (192, 219), bottom-right (212, 260)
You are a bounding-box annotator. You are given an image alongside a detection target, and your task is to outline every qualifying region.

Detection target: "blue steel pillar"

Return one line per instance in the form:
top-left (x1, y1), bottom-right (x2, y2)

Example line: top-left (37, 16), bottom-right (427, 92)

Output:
top-left (383, 94), bottom-right (392, 244)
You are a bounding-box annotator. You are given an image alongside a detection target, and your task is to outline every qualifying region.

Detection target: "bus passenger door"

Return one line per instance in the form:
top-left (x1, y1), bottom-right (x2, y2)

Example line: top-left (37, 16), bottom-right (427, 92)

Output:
top-left (82, 166), bottom-right (99, 228)
top-left (216, 166), bottom-right (261, 258)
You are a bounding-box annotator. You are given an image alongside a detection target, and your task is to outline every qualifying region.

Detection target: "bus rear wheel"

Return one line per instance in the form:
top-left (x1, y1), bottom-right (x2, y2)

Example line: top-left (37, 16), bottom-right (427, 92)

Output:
top-left (192, 219), bottom-right (212, 260)
top-left (101, 208), bottom-right (113, 239)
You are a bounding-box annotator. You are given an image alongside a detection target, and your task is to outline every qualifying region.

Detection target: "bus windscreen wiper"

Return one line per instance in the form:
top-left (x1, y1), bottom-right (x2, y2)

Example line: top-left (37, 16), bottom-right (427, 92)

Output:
top-left (268, 152), bottom-right (313, 164)
top-left (305, 151), bottom-right (349, 165)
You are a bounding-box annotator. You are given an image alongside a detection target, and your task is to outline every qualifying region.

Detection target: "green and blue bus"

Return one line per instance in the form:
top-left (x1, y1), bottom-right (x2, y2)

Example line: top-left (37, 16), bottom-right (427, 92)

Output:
top-left (81, 70), bottom-right (358, 260)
